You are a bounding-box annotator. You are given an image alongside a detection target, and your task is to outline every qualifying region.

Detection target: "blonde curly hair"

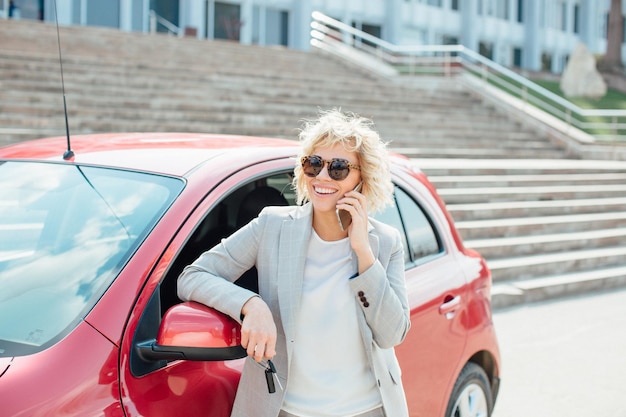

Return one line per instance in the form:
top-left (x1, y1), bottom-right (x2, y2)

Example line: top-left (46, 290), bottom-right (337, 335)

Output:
top-left (293, 109), bottom-right (394, 214)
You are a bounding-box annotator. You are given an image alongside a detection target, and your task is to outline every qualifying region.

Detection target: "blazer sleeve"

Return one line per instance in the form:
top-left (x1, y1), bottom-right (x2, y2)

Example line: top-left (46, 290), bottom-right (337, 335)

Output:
top-left (349, 225), bottom-right (410, 349)
top-left (177, 212), bottom-right (265, 323)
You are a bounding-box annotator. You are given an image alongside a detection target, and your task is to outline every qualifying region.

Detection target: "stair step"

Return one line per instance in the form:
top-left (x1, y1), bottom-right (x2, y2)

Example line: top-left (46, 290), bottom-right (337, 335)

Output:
top-left (447, 197), bottom-right (626, 220)
top-left (410, 158), bottom-right (626, 175)
top-left (487, 246), bottom-right (626, 281)
top-left (467, 227), bottom-right (626, 258)
top-left (437, 184), bottom-right (626, 203)
top-left (430, 173), bottom-right (626, 187)
top-left (456, 211), bottom-right (626, 239)
top-left (491, 265), bottom-right (626, 308)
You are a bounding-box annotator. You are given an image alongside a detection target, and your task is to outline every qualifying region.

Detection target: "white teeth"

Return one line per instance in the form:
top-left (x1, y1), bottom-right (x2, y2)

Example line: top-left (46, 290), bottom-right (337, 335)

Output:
top-left (315, 187), bottom-right (336, 194)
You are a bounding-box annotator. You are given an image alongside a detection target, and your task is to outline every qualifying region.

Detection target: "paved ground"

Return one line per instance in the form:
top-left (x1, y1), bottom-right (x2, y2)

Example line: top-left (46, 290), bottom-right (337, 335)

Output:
top-left (492, 288), bottom-right (626, 417)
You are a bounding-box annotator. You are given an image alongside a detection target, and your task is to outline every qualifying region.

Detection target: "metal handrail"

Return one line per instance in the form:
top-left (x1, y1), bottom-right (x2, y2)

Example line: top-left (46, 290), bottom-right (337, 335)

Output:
top-left (311, 11), bottom-right (626, 142)
top-left (149, 10), bottom-right (182, 37)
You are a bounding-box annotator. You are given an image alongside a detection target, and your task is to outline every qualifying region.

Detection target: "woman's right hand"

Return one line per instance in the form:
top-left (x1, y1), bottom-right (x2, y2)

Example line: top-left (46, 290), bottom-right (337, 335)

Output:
top-left (240, 297), bottom-right (277, 362)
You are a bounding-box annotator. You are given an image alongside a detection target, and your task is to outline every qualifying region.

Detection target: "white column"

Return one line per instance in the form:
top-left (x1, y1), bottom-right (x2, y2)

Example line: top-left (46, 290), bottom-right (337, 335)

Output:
top-left (142, 0), bottom-right (150, 33)
top-left (49, 0), bottom-right (72, 24)
top-left (120, 0), bottom-right (132, 31)
top-left (79, 0), bottom-right (86, 25)
top-left (207, 0), bottom-right (215, 39)
top-left (523, 0), bottom-right (541, 71)
top-left (461, 0), bottom-right (478, 51)
top-left (258, 5), bottom-right (266, 45)
top-left (384, 0), bottom-right (401, 44)
top-left (240, 0), bottom-right (253, 44)
top-left (292, 0), bottom-right (312, 50)
top-left (579, 0), bottom-right (599, 52)
top-left (180, 0), bottom-right (206, 38)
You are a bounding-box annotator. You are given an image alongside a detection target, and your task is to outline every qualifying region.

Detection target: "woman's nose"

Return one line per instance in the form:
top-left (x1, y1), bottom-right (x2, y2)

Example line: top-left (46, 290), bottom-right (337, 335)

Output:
top-left (316, 163), bottom-right (332, 179)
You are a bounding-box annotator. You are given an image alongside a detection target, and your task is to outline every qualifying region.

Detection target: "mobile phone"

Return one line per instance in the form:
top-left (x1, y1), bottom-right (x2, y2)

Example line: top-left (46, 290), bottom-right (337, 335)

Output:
top-left (337, 182), bottom-right (362, 231)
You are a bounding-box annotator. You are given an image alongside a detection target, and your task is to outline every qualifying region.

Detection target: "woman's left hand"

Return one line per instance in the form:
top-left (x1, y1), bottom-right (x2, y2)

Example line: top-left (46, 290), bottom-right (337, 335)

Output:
top-left (337, 189), bottom-right (375, 273)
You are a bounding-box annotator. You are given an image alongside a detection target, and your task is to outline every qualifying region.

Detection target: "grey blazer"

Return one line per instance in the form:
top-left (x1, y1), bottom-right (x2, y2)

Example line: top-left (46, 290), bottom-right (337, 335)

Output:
top-left (178, 203), bottom-right (411, 417)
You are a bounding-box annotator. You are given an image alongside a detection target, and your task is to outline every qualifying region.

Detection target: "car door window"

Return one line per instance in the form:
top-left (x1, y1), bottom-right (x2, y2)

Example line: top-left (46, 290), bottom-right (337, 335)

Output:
top-left (395, 187), bottom-right (443, 265)
top-left (371, 194), bottom-right (411, 265)
top-left (373, 186), bottom-right (443, 268)
top-left (159, 170), bottom-right (295, 314)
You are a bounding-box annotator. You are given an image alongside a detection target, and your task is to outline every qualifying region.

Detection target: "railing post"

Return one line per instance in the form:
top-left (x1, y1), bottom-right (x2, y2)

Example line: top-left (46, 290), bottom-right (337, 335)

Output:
top-left (444, 52), bottom-right (450, 77)
top-left (149, 10), bottom-right (156, 34)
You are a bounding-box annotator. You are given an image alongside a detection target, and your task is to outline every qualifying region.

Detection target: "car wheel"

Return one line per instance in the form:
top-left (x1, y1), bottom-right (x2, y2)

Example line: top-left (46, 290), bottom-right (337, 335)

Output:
top-left (445, 362), bottom-right (493, 417)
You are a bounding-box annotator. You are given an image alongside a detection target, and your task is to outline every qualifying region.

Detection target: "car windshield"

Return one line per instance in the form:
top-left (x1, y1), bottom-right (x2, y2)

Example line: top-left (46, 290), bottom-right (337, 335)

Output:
top-left (0, 161), bottom-right (183, 356)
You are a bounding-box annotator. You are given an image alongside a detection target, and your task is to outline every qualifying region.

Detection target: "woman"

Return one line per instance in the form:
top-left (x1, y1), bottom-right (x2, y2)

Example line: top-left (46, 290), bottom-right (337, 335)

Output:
top-left (178, 109), bottom-right (410, 417)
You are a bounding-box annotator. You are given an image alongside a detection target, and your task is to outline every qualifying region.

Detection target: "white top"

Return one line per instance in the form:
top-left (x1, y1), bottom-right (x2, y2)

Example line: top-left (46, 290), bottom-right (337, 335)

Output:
top-left (281, 231), bottom-right (381, 417)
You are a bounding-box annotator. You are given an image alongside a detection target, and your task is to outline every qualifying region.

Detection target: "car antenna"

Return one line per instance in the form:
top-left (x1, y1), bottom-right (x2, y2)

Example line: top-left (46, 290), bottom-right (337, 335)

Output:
top-left (53, 0), bottom-right (74, 160)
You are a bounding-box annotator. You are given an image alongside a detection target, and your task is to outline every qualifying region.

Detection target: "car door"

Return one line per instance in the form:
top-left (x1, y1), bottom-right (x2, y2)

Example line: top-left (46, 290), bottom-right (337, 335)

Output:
top-left (118, 159), bottom-right (295, 417)
top-left (376, 179), bottom-right (468, 417)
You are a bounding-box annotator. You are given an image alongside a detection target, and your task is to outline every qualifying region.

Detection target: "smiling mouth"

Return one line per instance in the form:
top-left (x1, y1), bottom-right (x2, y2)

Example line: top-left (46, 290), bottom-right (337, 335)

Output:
top-left (314, 186), bottom-right (337, 195)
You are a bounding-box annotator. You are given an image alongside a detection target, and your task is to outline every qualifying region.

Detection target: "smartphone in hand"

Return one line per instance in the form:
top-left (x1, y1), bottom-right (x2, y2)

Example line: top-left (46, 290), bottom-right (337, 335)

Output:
top-left (337, 182), bottom-right (362, 231)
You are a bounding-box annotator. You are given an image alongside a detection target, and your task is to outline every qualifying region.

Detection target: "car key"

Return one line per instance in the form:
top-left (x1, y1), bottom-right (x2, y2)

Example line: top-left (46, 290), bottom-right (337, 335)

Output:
top-left (265, 360), bottom-right (282, 394)
top-left (265, 366), bottom-right (276, 393)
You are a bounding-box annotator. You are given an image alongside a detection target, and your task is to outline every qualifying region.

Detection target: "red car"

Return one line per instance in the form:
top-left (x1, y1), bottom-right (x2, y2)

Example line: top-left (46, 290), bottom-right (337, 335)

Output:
top-left (0, 133), bottom-right (500, 417)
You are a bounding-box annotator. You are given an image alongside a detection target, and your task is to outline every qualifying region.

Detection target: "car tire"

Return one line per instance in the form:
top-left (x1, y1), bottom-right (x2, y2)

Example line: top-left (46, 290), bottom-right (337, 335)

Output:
top-left (445, 362), bottom-right (493, 417)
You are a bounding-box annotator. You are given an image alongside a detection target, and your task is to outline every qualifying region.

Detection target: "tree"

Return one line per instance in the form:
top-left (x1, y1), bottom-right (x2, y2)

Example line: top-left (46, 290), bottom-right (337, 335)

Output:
top-left (601, 0), bottom-right (624, 73)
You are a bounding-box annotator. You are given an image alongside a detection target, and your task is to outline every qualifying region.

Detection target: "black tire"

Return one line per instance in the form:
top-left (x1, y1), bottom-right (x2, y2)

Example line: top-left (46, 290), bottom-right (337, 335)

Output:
top-left (445, 362), bottom-right (493, 417)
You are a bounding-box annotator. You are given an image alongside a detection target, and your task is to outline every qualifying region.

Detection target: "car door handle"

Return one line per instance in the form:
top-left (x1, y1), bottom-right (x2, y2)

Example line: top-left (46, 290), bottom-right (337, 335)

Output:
top-left (439, 295), bottom-right (461, 319)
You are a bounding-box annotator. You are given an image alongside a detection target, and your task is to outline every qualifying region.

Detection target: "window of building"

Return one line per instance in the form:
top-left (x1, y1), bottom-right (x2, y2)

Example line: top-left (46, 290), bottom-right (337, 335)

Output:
top-left (214, 2), bottom-right (241, 41)
top-left (87, 0), bottom-right (120, 28)
top-left (451, 0), bottom-right (459, 11)
top-left (352, 21), bottom-right (382, 47)
top-left (442, 35), bottom-right (459, 45)
top-left (541, 53), bottom-right (553, 72)
top-left (7, 0), bottom-right (44, 20)
top-left (152, 0), bottom-right (178, 32)
top-left (479, 41), bottom-right (494, 60)
top-left (517, 0), bottom-right (523, 23)
top-left (573, 4), bottom-right (580, 34)
top-left (513, 47), bottom-right (523, 67)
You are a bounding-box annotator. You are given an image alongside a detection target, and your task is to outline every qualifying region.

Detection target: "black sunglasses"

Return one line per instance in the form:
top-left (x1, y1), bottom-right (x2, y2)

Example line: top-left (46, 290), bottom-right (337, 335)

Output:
top-left (301, 155), bottom-right (361, 181)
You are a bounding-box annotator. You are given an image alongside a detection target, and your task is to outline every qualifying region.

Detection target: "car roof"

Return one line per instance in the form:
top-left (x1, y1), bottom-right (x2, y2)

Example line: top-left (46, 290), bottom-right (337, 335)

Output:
top-left (0, 133), bottom-right (299, 176)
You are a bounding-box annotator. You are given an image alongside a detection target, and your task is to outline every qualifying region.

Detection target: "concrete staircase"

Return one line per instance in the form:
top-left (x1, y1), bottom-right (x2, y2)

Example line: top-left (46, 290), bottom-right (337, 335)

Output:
top-left (0, 19), bottom-right (564, 160)
top-left (1, 19), bottom-right (625, 307)
top-left (417, 158), bottom-right (626, 308)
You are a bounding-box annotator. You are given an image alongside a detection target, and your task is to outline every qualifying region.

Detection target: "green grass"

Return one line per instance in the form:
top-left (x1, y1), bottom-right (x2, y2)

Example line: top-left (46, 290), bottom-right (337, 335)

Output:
top-left (532, 79), bottom-right (626, 110)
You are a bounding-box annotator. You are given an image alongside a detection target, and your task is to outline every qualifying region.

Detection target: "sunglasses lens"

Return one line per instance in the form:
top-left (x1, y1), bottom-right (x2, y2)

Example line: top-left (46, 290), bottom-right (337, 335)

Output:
top-left (303, 156), bottom-right (323, 177)
top-left (329, 160), bottom-right (350, 181)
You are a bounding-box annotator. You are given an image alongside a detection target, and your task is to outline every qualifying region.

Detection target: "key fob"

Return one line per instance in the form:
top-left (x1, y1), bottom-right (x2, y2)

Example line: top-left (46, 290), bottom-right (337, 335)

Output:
top-left (265, 368), bottom-right (276, 393)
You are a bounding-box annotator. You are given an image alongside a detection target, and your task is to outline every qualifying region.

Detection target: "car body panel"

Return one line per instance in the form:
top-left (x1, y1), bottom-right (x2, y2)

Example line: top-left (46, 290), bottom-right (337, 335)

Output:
top-left (1, 323), bottom-right (122, 417)
top-left (0, 133), bottom-right (297, 176)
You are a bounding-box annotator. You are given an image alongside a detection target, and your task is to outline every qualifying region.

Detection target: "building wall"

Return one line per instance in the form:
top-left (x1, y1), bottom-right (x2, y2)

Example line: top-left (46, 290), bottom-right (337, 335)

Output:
top-left (28, 0), bottom-right (626, 73)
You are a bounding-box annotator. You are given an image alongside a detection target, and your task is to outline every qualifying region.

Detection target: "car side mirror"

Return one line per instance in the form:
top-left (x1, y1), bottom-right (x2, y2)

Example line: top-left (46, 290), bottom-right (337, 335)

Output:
top-left (136, 301), bottom-right (246, 362)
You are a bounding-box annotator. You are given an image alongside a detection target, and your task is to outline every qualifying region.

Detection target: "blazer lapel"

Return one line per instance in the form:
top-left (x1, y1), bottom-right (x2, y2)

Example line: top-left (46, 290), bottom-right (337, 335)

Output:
top-left (277, 204), bottom-right (313, 359)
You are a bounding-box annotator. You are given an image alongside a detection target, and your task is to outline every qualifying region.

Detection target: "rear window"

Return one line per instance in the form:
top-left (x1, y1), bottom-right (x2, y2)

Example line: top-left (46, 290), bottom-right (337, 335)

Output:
top-left (0, 161), bottom-right (183, 356)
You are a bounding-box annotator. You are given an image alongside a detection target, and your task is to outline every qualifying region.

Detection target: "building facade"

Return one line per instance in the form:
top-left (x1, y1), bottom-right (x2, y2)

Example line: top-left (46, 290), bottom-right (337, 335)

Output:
top-left (1, 0), bottom-right (623, 73)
